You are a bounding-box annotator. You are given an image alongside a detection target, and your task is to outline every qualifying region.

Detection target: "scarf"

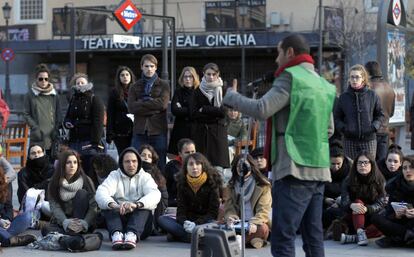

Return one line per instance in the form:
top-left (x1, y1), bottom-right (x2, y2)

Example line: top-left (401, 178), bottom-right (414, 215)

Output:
top-left (199, 77), bottom-right (223, 107)
top-left (31, 82), bottom-right (56, 96)
top-left (59, 176), bottom-right (84, 202)
top-left (264, 54), bottom-right (315, 168)
top-left (73, 82), bottom-right (93, 93)
top-left (26, 155), bottom-right (49, 177)
top-left (186, 171), bottom-right (208, 193)
top-left (175, 155), bottom-right (183, 165)
top-left (234, 175), bottom-right (255, 203)
top-left (141, 73), bottom-right (158, 96)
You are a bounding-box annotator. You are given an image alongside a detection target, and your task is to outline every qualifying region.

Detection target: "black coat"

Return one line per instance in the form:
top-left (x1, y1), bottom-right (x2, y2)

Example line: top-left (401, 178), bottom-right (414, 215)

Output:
top-left (176, 172), bottom-right (222, 225)
top-left (377, 158), bottom-right (402, 182)
top-left (334, 86), bottom-right (384, 141)
top-left (168, 87), bottom-right (195, 154)
top-left (106, 88), bottom-right (133, 140)
top-left (64, 90), bottom-right (105, 145)
top-left (325, 158), bottom-right (351, 199)
top-left (191, 89), bottom-right (229, 167)
top-left (164, 159), bottom-right (182, 207)
top-left (384, 173), bottom-right (414, 216)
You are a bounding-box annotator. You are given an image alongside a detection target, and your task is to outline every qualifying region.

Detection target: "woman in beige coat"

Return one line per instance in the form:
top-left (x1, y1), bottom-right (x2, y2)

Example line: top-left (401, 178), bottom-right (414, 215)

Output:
top-left (224, 154), bottom-right (272, 249)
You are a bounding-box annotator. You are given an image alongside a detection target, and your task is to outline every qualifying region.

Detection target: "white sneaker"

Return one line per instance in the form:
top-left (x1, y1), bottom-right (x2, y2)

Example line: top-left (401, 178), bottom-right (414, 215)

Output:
top-left (124, 231), bottom-right (137, 249)
top-left (111, 231), bottom-right (124, 250)
top-left (357, 228), bottom-right (368, 246)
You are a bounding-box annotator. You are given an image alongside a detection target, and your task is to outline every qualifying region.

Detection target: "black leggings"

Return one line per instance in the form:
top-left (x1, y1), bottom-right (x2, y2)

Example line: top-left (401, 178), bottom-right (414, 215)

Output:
top-left (371, 213), bottom-right (414, 238)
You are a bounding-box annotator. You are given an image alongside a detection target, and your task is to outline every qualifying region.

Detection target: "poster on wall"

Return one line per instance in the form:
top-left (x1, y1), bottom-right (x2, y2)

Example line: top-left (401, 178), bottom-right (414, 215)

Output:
top-left (387, 29), bottom-right (406, 124)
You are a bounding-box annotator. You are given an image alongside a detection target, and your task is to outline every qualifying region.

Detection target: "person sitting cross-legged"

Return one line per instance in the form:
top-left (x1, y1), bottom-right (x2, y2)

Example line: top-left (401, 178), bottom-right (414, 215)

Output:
top-left (95, 147), bottom-right (161, 250)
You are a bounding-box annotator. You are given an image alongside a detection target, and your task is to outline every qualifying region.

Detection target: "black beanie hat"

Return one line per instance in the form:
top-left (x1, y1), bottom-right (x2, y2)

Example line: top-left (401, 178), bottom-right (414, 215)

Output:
top-left (250, 147), bottom-right (264, 158)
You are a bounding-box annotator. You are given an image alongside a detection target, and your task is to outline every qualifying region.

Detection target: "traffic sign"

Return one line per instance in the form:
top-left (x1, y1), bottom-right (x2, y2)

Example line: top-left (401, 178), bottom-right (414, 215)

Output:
top-left (1, 48), bottom-right (14, 62)
top-left (114, 0), bottom-right (142, 32)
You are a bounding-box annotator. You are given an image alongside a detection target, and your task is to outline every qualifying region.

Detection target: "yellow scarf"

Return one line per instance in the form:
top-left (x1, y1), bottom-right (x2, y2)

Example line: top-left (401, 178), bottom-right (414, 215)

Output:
top-left (186, 172), bottom-right (208, 193)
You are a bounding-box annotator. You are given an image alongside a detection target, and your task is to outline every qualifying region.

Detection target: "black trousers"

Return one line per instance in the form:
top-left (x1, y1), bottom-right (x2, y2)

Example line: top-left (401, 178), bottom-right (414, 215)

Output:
top-left (371, 213), bottom-right (414, 238)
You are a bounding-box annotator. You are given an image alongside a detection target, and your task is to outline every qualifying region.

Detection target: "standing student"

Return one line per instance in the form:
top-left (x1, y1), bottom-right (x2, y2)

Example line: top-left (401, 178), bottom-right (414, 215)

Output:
top-left (106, 66), bottom-right (136, 154)
top-left (128, 54), bottom-right (170, 171)
top-left (223, 34), bottom-right (335, 257)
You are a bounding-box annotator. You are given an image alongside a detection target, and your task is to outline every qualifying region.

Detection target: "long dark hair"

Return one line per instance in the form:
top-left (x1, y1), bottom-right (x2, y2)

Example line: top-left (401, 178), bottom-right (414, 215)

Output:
top-left (114, 66), bottom-right (136, 100)
top-left (348, 152), bottom-right (385, 202)
top-left (138, 144), bottom-right (159, 165)
top-left (229, 154), bottom-right (270, 187)
top-left (48, 150), bottom-right (92, 204)
top-left (138, 144), bottom-right (166, 188)
top-left (0, 167), bottom-right (8, 203)
top-left (179, 152), bottom-right (222, 186)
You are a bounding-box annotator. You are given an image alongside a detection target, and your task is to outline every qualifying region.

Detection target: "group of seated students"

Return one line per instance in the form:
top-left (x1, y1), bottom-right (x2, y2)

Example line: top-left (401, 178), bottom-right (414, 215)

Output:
top-left (0, 137), bottom-right (272, 251)
top-left (323, 140), bottom-right (414, 248)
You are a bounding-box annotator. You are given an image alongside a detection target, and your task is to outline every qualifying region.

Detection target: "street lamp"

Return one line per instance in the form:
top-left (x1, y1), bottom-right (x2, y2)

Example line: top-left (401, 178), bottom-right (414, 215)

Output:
top-left (2, 2), bottom-right (12, 107)
top-left (239, 0), bottom-right (247, 96)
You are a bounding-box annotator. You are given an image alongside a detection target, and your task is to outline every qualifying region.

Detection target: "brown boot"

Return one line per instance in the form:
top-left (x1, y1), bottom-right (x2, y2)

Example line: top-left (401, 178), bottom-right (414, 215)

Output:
top-left (9, 234), bottom-right (37, 247)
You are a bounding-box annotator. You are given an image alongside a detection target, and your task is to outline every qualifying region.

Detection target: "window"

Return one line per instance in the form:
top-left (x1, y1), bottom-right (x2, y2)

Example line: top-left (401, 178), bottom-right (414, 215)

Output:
top-left (364, 0), bottom-right (381, 13)
top-left (205, 0), bottom-right (266, 31)
top-left (15, 0), bottom-right (46, 24)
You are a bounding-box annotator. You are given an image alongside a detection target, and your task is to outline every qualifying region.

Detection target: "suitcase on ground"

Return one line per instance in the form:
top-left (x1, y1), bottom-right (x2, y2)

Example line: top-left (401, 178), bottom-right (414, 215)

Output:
top-left (191, 223), bottom-right (241, 257)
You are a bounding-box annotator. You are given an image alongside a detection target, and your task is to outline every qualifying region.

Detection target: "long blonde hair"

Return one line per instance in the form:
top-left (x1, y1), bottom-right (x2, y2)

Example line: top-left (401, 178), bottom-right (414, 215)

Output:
top-left (178, 66), bottom-right (200, 88)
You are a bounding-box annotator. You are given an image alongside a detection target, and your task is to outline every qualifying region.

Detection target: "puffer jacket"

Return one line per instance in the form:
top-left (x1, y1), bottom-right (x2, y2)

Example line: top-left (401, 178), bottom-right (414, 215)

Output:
top-left (334, 86), bottom-right (384, 141)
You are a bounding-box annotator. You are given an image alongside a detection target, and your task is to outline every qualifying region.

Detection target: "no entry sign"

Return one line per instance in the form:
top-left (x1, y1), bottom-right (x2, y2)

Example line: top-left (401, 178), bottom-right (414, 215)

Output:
top-left (114, 0), bottom-right (142, 31)
top-left (1, 48), bottom-right (14, 62)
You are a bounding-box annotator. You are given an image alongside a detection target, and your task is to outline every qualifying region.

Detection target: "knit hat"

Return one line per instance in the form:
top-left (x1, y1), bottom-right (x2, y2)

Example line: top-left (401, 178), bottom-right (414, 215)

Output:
top-left (250, 147), bottom-right (264, 158)
top-left (329, 140), bottom-right (344, 157)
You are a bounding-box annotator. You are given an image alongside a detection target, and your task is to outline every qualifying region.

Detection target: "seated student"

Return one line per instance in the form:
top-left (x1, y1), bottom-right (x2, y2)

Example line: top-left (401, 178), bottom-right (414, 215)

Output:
top-left (158, 152), bottom-right (222, 243)
top-left (250, 147), bottom-right (271, 179)
top-left (0, 145), bottom-right (17, 184)
top-left (377, 144), bottom-right (403, 182)
top-left (164, 138), bottom-right (196, 207)
top-left (42, 150), bottom-right (97, 236)
top-left (323, 141), bottom-right (351, 231)
top-left (371, 156), bottom-right (414, 248)
top-left (138, 144), bottom-right (168, 236)
top-left (95, 147), bottom-right (161, 250)
top-left (226, 108), bottom-right (247, 163)
top-left (0, 166), bottom-right (37, 247)
top-left (340, 152), bottom-right (386, 246)
top-left (224, 154), bottom-right (271, 249)
top-left (90, 153), bottom-right (118, 187)
top-left (17, 145), bottom-right (54, 208)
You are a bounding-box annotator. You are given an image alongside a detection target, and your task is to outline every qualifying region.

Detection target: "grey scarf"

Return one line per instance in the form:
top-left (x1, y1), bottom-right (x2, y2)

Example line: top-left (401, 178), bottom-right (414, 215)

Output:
top-left (59, 176), bottom-right (84, 202)
top-left (199, 77), bottom-right (223, 107)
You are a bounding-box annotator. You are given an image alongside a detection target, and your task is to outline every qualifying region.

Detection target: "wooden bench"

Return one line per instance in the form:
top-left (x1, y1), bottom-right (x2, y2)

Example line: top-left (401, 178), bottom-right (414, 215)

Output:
top-left (235, 120), bottom-right (259, 156)
top-left (0, 123), bottom-right (29, 168)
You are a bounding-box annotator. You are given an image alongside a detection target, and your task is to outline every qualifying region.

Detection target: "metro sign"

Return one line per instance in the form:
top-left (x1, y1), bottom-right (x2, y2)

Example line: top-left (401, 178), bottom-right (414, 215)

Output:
top-left (392, 0), bottom-right (401, 26)
top-left (114, 0), bottom-right (142, 31)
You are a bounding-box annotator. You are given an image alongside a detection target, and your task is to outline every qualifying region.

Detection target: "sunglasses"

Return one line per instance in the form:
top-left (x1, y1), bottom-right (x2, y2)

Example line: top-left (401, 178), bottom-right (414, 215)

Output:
top-left (38, 77), bottom-right (49, 82)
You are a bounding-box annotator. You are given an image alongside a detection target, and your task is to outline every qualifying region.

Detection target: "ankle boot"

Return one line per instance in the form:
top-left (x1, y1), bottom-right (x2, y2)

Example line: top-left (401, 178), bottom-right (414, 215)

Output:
top-left (404, 229), bottom-right (414, 245)
top-left (9, 234), bottom-right (37, 247)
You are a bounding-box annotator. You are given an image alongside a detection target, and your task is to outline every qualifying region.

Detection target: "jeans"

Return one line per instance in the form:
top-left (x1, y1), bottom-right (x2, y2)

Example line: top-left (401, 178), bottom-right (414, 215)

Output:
top-left (0, 211), bottom-right (32, 243)
top-left (376, 134), bottom-right (389, 162)
top-left (102, 208), bottom-right (150, 238)
top-left (271, 176), bottom-right (325, 257)
top-left (131, 133), bottom-right (167, 172)
top-left (158, 216), bottom-right (188, 242)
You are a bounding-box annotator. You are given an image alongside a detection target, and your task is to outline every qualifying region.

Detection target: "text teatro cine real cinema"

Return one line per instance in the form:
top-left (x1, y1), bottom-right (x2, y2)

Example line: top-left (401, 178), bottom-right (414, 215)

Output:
top-left (82, 33), bottom-right (257, 50)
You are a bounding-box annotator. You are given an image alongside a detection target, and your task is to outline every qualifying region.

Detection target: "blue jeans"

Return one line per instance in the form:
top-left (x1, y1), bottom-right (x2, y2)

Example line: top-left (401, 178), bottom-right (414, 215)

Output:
top-left (158, 216), bottom-right (188, 242)
top-left (102, 208), bottom-right (150, 238)
top-left (271, 176), bottom-right (325, 257)
top-left (131, 133), bottom-right (167, 171)
top-left (0, 211), bottom-right (32, 243)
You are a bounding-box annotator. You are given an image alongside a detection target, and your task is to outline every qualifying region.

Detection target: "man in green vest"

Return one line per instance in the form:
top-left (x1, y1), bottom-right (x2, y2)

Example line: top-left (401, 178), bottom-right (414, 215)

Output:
top-left (223, 34), bottom-right (335, 257)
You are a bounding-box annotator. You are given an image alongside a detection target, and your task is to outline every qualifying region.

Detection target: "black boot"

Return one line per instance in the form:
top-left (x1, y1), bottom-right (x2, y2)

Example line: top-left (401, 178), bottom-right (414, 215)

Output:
top-left (8, 234), bottom-right (37, 247)
top-left (58, 235), bottom-right (85, 252)
top-left (404, 229), bottom-right (414, 245)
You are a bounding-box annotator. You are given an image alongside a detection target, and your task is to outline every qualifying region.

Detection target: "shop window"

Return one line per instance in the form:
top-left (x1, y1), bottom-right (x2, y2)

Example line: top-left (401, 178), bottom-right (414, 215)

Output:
top-left (15, 0), bottom-right (45, 24)
top-left (52, 7), bottom-right (107, 36)
top-left (205, 0), bottom-right (266, 31)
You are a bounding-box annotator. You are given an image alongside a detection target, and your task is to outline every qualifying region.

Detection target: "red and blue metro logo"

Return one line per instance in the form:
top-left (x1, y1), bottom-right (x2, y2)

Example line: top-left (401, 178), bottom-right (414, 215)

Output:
top-left (114, 0), bottom-right (142, 31)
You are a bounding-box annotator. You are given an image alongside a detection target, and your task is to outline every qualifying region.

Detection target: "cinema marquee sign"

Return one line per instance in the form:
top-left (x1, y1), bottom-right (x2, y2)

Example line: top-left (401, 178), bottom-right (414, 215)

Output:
top-left (81, 33), bottom-right (257, 50)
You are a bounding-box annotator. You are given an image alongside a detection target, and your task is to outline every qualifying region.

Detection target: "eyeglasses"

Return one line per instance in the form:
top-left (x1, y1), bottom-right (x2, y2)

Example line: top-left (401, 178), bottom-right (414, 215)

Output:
top-left (38, 77), bottom-right (49, 82)
top-left (349, 75), bottom-right (362, 80)
top-left (357, 160), bottom-right (371, 166)
top-left (183, 75), bottom-right (193, 79)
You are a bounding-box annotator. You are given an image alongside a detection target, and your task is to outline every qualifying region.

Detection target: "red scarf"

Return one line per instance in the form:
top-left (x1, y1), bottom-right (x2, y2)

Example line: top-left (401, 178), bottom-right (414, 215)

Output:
top-left (175, 155), bottom-right (183, 165)
top-left (264, 54), bottom-right (315, 168)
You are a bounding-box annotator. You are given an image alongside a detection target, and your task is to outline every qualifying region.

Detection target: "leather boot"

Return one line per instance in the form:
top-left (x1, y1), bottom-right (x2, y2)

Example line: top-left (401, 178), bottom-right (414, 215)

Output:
top-left (9, 234), bottom-right (37, 247)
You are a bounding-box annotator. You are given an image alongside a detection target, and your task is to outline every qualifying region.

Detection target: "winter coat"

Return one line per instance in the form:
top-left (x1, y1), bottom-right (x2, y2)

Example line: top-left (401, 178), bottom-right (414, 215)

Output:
top-left (164, 159), bottom-right (182, 207)
top-left (191, 88), bottom-right (229, 168)
top-left (334, 86), bottom-right (384, 141)
top-left (377, 158), bottom-right (401, 182)
top-left (106, 87), bottom-right (133, 141)
top-left (224, 182), bottom-right (272, 226)
top-left (64, 90), bottom-right (105, 146)
top-left (49, 175), bottom-right (97, 228)
top-left (23, 88), bottom-right (62, 150)
top-left (168, 86), bottom-right (195, 154)
top-left (384, 173), bottom-right (414, 216)
top-left (127, 78), bottom-right (170, 136)
top-left (370, 77), bottom-right (395, 135)
top-left (324, 158), bottom-right (351, 199)
top-left (226, 115), bottom-right (248, 145)
top-left (95, 168), bottom-right (161, 211)
top-left (176, 172), bottom-right (222, 225)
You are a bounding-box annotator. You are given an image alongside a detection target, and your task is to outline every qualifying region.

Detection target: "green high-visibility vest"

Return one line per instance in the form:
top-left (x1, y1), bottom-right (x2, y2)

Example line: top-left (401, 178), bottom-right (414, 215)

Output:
top-left (271, 65), bottom-right (336, 168)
